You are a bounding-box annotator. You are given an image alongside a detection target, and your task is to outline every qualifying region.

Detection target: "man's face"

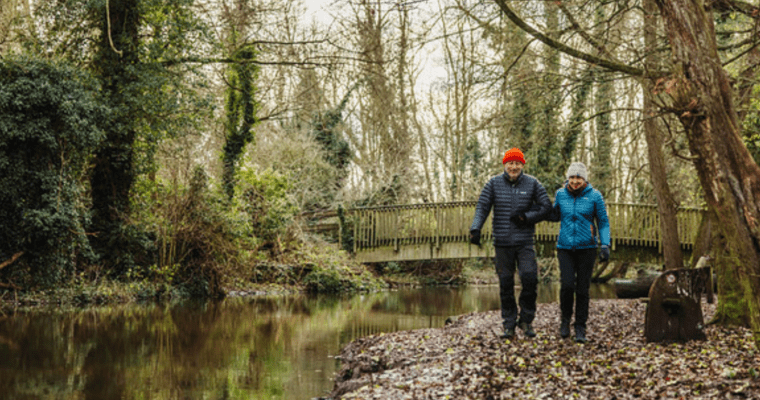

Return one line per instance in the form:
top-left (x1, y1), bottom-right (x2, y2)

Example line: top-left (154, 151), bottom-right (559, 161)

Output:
top-left (504, 161), bottom-right (524, 180)
top-left (568, 176), bottom-right (585, 190)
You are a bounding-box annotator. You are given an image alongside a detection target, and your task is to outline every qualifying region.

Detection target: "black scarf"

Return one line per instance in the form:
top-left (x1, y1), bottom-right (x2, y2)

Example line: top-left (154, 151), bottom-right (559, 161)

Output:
top-left (566, 181), bottom-right (588, 197)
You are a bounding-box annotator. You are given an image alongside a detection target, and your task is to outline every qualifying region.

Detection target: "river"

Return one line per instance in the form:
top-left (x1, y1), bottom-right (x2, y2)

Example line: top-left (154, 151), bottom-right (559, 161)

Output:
top-left (0, 283), bottom-right (615, 399)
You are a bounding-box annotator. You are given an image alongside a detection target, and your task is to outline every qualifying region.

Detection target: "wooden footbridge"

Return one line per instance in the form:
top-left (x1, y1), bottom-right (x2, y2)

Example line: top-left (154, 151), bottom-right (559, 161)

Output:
top-left (347, 202), bottom-right (704, 263)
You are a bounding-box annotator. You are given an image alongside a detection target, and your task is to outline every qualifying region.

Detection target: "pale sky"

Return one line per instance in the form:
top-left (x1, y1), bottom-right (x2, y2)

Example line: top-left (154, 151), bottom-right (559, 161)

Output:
top-left (304, 0), bottom-right (333, 25)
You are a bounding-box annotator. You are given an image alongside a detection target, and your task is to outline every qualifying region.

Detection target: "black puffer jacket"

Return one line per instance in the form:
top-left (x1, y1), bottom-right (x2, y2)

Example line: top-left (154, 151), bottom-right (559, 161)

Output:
top-left (470, 172), bottom-right (552, 247)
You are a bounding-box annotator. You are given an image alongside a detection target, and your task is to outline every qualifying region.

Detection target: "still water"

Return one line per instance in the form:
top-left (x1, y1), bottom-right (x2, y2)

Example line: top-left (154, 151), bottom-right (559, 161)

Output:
top-left (0, 283), bottom-right (615, 400)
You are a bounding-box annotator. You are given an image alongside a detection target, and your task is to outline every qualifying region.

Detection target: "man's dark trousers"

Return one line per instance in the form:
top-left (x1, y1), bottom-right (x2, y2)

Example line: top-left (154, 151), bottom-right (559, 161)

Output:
top-left (494, 245), bottom-right (538, 330)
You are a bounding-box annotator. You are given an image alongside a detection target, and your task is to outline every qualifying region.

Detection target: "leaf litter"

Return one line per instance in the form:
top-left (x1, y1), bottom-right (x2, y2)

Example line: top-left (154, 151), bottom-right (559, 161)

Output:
top-left (327, 299), bottom-right (759, 399)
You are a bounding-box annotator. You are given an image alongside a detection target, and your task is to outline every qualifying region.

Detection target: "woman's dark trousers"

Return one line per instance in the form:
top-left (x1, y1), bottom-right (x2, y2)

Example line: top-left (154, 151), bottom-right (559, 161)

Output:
top-left (494, 245), bottom-right (539, 329)
top-left (557, 248), bottom-right (596, 329)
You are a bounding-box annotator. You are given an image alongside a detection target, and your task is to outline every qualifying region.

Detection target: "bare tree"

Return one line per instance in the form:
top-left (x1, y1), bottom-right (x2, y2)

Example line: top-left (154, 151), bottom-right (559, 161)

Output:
top-left (642, 0), bottom-right (683, 270)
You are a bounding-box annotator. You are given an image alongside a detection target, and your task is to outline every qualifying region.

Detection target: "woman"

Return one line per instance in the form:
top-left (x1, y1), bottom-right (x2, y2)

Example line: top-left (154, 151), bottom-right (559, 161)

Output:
top-left (550, 162), bottom-right (610, 343)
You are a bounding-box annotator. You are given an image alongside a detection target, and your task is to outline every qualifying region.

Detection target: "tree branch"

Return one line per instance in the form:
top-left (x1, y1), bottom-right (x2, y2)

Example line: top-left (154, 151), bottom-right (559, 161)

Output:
top-left (492, 0), bottom-right (646, 77)
top-left (158, 57), bottom-right (331, 67)
top-left (711, 0), bottom-right (760, 17)
top-left (0, 252), bottom-right (23, 271)
top-left (555, 1), bottom-right (610, 58)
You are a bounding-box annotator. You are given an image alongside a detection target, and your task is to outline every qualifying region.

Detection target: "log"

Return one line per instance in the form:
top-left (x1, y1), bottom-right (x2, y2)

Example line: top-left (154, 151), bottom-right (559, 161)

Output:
top-left (612, 273), bottom-right (659, 299)
top-left (592, 261), bottom-right (630, 283)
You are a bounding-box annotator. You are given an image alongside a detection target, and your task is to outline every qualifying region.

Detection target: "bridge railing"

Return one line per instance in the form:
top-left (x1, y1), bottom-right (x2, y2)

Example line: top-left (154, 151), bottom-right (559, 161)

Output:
top-left (352, 202), bottom-right (704, 253)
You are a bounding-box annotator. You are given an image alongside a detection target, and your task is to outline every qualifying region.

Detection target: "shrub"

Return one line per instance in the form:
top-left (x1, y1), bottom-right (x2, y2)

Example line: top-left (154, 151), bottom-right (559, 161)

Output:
top-left (0, 57), bottom-right (106, 288)
top-left (237, 168), bottom-right (300, 253)
top-left (297, 242), bottom-right (385, 293)
top-left (132, 166), bottom-right (254, 298)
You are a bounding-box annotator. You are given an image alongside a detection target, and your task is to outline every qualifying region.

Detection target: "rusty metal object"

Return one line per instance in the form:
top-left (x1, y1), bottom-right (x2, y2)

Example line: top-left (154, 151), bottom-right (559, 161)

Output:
top-left (644, 266), bottom-right (713, 342)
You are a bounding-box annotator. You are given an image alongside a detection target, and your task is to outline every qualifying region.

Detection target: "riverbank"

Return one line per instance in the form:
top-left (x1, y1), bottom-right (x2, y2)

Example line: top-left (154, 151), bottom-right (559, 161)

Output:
top-left (0, 256), bottom-right (495, 309)
top-left (326, 299), bottom-right (759, 399)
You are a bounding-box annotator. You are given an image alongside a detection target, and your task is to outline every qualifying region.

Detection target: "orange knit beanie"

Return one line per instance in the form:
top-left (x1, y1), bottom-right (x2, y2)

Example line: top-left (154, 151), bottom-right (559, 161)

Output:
top-left (502, 148), bottom-right (526, 164)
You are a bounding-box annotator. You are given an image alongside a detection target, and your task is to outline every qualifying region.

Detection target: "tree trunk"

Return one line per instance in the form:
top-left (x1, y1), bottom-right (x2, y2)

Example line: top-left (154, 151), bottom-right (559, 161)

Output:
top-left (655, 0), bottom-right (760, 344)
top-left (690, 209), bottom-right (714, 266)
top-left (592, 6), bottom-right (613, 197)
top-left (357, 0), bottom-right (411, 203)
top-left (90, 0), bottom-right (140, 273)
top-left (643, 0), bottom-right (683, 270)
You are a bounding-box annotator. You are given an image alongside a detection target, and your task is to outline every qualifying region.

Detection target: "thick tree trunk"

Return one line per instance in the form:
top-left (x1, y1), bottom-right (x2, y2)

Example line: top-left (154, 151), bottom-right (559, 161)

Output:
top-left (90, 0), bottom-right (140, 273)
top-left (655, 0), bottom-right (760, 345)
top-left (643, 0), bottom-right (684, 270)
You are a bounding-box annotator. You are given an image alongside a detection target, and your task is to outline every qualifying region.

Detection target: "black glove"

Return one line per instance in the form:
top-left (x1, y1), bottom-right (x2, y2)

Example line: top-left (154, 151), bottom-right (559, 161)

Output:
top-left (469, 229), bottom-right (481, 246)
top-left (510, 212), bottom-right (528, 227)
top-left (599, 245), bottom-right (610, 262)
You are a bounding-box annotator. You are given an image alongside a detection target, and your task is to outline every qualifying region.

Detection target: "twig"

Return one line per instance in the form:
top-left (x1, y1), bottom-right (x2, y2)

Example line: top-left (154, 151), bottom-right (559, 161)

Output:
top-left (0, 282), bottom-right (20, 290)
top-left (0, 252), bottom-right (23, 271)
top-left (106, 0), bottom-right (123, 56)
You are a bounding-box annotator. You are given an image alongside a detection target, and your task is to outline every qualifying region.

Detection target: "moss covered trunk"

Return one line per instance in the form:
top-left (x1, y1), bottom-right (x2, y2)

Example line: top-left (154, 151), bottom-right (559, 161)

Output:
top-left (90, 0), bottom-right (140, 273)
top-left (655, 0), bottom-right (760, 345)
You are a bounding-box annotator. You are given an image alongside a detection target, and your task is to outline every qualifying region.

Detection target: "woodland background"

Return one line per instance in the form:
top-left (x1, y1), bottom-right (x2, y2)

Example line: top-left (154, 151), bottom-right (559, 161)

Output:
top-left (0, 0), bottom-right (759, 334)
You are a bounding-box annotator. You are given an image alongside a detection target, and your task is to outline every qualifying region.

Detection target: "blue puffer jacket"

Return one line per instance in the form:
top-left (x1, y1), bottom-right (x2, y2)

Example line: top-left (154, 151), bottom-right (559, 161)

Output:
top-left (550, 183), bottom-right (610, 250)
top-left (470, 172), bottom-right (552, 247)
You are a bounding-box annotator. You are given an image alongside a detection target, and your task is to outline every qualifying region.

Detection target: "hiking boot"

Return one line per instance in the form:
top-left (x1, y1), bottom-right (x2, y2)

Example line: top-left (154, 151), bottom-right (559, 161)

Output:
top-left (501, 328), bottom-right (516, 339)
top-left (574, 325), bottom-right (588, 344)
top-left (518, 320), bottom-right (536, 338)
top-left (560, 319), bottom-right (571, 339)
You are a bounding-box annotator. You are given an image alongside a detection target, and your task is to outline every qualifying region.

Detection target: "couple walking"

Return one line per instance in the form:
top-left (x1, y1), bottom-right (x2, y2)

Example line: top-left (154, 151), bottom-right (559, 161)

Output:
top-left (469, 147), bottom-right (610, 343)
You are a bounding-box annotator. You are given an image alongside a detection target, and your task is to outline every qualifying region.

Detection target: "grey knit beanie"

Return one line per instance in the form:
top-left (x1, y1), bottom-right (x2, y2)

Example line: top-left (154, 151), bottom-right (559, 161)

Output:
top-left (566, 162), bottom-right (588, 181)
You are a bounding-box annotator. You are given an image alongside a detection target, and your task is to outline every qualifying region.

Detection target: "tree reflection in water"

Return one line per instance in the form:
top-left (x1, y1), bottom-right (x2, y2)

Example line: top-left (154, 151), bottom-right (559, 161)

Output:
top-left (0, 283), bottom-right (615, 399)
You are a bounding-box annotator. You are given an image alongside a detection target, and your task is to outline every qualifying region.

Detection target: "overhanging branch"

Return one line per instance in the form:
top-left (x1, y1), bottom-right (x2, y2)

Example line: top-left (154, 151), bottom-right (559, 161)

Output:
top-left (492, 0), bottom-right (645, 77)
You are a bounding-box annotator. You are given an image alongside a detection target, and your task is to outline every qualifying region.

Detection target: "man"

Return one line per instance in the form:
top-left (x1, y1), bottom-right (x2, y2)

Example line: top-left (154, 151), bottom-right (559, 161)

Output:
top-left (470, 148), bottom-right (552, 339)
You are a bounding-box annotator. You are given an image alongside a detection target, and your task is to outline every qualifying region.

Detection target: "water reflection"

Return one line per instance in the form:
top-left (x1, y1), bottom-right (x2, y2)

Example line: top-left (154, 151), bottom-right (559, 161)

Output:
top-left (0, 283), bottom-right (615, 399)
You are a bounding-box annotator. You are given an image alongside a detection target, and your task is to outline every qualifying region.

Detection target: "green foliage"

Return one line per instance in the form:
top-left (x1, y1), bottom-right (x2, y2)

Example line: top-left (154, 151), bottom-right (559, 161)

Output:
top-left (294, 83), bottom-right (357, 212)
top-left (237, 168), bottom-right (299, 245)
top-left (132, 166), bottom-right (254, 298)
top-left (291, 240), bottom-right (384, 293)
top-left (563, 70), bottom-right (592, 164)
top-left (593, 70), bottom-right (614, 196)
top-left (381, 262), bottom-right (402, 275)
top-left (462, 136), bottom-right (487, 185)
top-left (310, 84), bottom-right (355, 174)
top-left (511, 81), bottom-right (536, 152)
top-left (338, 205), bottom-right (354, 253)
top-left (223, 48), bottom-right (259, 200)
top-left (506, 74), bottom-right (569, 193)
top-left (248, 127), bottom-right (344, 213)
top-left (302, 267), bottom-right (346, 293)
top-left (0, 56), bottom-right (106, 287)
top-left (25, 0), bottom-right (215, 275)
top-left (302, 262), bottom-right (383, 294)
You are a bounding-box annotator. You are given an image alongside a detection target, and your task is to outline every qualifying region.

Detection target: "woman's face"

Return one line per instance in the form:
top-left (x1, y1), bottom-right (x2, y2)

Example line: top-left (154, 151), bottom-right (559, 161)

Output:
top-left (568, 176), bottom-right (585, 190)
top-left (504, 161), bottom-right (524, 180)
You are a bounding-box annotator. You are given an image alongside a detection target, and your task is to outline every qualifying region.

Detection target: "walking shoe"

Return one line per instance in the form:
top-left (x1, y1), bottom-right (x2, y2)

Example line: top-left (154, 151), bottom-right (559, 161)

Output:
top-left (574, 325), bottom-right (588, 343)
top-left (560, 319), bottom-right (571, 339)
top-left (500, 328), bottom-right (516, 339)
top-left (518, 321), bottom-right (537, 338)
